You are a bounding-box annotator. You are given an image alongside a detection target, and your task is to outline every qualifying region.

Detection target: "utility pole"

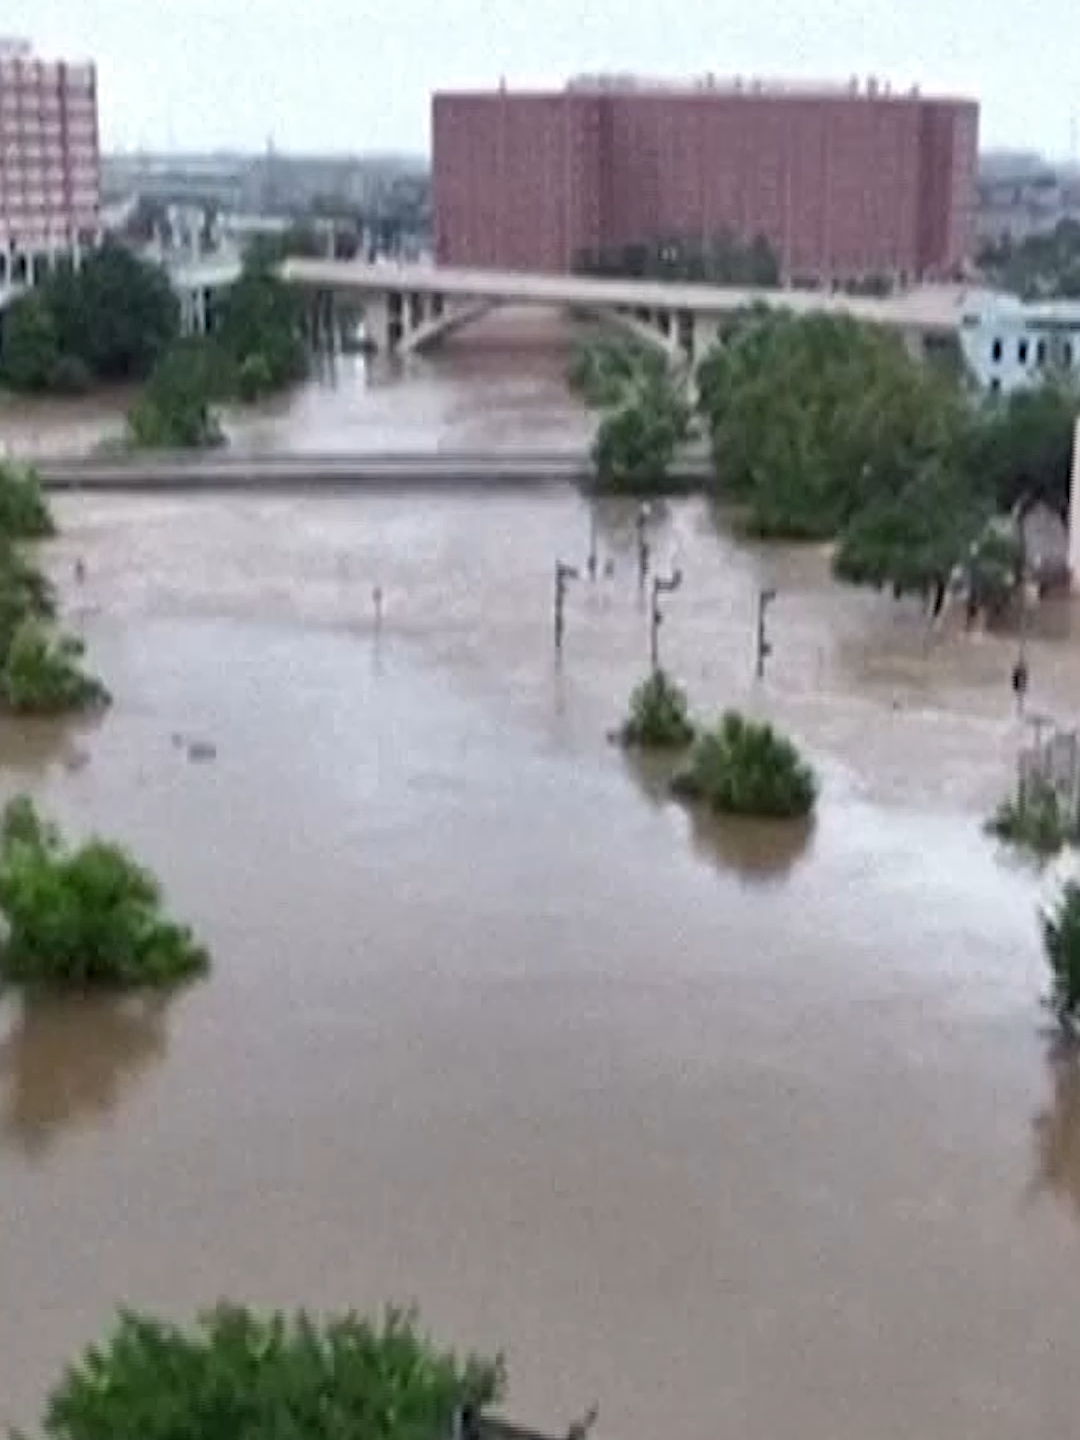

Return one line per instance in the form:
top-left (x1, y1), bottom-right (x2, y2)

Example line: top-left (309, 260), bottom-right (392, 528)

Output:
top-left (636, 502), bottom-right (652, 593)
top-left (586, 505), bottom-right (598, 583)
top-left (554, 559), bottom-right (578, 653)
top-left (755, 586), bottom-right (777, 680)
top-left (650, 568), bottom-right (683, 672)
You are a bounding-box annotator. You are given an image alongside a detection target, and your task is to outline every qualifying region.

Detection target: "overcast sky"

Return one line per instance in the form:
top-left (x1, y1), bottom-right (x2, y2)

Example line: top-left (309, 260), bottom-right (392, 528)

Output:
top-left (7, 0), bottom-right (1080, 158)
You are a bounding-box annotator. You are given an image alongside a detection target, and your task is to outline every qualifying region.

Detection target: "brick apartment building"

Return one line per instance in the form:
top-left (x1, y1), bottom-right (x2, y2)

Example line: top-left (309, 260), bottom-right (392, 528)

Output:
top-left (433, 76), bottom-right (979, 283)
top-left (0, 38), bottom-right (101, 289)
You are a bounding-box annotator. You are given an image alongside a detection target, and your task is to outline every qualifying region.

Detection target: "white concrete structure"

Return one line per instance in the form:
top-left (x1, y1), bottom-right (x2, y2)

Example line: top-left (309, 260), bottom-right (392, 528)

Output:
top-left (280, 258), bottom-right (968, 365)
top-left (958, 292), bottom-right (1080, 394)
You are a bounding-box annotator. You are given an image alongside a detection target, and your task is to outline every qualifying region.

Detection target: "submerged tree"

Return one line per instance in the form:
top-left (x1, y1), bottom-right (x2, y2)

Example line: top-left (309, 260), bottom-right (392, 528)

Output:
top-left (0, 797), bottom-right (208, 990)
top-left (1043, 882), bottom-right (1080, 1033)
top-left (21, 1303), bottom-right (504, 1440)
top-left (672, 711), bottom-right (818, 820)
top-left (617, 669), bottom-right (696, 749)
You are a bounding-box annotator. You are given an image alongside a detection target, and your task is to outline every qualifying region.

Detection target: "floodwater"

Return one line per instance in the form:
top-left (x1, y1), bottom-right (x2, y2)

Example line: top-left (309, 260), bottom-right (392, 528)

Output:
top-left (0, 309), bottom-right (595, 458)
top-left (2, 317), bottom-right (1080, 1440)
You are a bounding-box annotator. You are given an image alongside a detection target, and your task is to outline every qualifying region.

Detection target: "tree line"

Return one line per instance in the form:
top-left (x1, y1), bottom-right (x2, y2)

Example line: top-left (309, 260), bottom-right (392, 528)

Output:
top-left (573, 309), bottom-right (1079, 610)
top-left (0, 241), bottom-right (309, 449)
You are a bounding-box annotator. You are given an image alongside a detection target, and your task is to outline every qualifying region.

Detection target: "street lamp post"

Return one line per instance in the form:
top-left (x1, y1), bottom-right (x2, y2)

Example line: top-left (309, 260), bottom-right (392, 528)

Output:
top-left (636, 502), bottom-right (652, 593)
top-left (586, 506), bottom-right (598, 583)
top-left (650, 567), bottom-right (683, 672)
top-left (554, 559), bottom-right (578, 653)
top-left (756, 586), bottom-right (777, 680)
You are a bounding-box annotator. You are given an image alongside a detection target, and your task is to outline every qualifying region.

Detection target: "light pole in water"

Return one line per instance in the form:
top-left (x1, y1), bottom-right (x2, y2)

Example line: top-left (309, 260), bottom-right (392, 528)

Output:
top-left (650, 567), bottom-right (683, 672)
top-left (636, 502), bottom-right (652, 593)
top-left (554, 559), bottom-right (578, 653)
top-left (756, 586), bottom-right (777, 680)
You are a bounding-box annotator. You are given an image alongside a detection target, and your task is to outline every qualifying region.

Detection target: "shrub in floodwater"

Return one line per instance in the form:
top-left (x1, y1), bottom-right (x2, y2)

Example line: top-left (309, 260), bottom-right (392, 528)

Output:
top-left (21, 1303), bottom-right (504, 1440)
top-left (0, 461), bottom-right (55, 540)
top-left (987, 777), bottom-right (1078, 858)
top-left (1042, 881), bottom-right (1080, 1033)
top-left (0, 797), bottom-right (208, 989)
top-left (617, 668), bottom-right (696, 749)
top-left (672, 710), bottom-right (818, 820)
top-left (2, 619), bottom-right (110, 716)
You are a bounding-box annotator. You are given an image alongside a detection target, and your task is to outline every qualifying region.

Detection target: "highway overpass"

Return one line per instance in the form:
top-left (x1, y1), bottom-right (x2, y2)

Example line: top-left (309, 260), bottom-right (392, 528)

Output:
top-left (279, 257), bottom-right (969, 365)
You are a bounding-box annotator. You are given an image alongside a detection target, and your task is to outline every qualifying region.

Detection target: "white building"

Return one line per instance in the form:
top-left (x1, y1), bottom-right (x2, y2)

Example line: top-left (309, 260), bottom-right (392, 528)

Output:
top-left (959, 291), bottom-right (1080, 394)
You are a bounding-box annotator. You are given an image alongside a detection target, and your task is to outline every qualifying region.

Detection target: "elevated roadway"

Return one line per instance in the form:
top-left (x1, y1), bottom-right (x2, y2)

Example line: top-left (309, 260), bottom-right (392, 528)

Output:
top-left (31, 448), bottom-right (714, 493)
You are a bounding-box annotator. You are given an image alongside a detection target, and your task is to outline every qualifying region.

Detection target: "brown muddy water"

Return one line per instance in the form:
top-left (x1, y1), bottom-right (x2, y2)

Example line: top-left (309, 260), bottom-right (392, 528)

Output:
top-left (0, 309), bottom-right (595, 458)
top-left (0, 484), bottom-right (1079, 1440)
top-left (2, 314), bottom-right (1080, 1439)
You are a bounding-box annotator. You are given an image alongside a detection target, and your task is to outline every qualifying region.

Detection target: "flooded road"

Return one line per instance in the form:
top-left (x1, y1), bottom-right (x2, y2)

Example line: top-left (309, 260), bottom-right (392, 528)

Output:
top-left (1, 481), bottom-right (1080, 1440)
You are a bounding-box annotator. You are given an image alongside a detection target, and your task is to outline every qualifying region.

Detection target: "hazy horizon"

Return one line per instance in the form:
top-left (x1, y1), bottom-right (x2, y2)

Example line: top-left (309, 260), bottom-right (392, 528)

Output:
top-left (7, 0), bottom-right (1080, 160)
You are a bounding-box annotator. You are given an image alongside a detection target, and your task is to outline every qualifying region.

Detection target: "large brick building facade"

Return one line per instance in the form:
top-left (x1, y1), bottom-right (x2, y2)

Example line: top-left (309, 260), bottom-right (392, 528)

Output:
top-left (432, 78), bottom-right (979, 283)
top-left (0, 39), bottom-right (101, 287)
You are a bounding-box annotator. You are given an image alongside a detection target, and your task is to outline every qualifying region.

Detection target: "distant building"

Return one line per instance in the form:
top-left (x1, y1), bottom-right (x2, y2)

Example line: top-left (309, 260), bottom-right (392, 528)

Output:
top-left (433, 76), bottom-right (979, 283)
top-left (958, 291), bottom-right (1080, 392)
top-left (0, 38), bottom-right (101, 289)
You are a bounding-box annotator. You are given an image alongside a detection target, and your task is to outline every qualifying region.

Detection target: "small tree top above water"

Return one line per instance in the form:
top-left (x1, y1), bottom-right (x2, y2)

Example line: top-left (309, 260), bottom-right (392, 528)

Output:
top-left (23, 1303), bottom-right (504, 1440)
top-left (0, 798), bottom-right (208, 990)
top-left (673, 711), bottom-right (818, 820)
top-left (1043, 881), bottom-right (1080, 1033)
top-left (618, 669), bottom-right (696, 749)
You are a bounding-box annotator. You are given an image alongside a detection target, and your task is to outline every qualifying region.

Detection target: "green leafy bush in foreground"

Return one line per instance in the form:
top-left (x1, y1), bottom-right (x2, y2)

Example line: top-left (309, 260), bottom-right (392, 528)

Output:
top-left (672, 711), bottom-right (818, 820)
top-left (18, 1304), bottom-right (504, 1440)
top-left (1043, 881), bottom-right (1080, 1032)
top-left (0, 797), bottom-right (208, 989)
top-left (618, 668), bottom-right (696, 749)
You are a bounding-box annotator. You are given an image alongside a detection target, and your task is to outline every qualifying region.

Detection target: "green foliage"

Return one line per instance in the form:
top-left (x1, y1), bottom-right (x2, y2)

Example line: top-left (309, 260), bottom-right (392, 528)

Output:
top-left (592, 373), bottom-right (692, 493)
top-left (0, 293), bottom-right (67, 393)
top-left (0, 462), bottom-right (55, 539)
top-left (215, 254), bottom-right (309, 394)
top-left (672, 711), bottom-right (818, 820)
top-left (0, 541), bottom-right (55, 655)
top-left (0, 797), bottom-right (208, 989)
top-left (236, 351), bottom-right (275, 402)
top-left (567, 338), bottom-right (665, 408)
top-left (966, 526), bottom-right (1023, 619)
top-left (618, 669), bottom-right (696, 749)
top-left (0, 244), bottom-right (179, 394)
top-left (988, 777), bottom-right (1078, 858)
top-left (832, 461), bottom-right (989, 601)
top-left (1042, 881), bottom-right (1080, 1031)
top-left (126, 346), bottom-right (224, 451)
top-left (697, 311), bottom-right (968, 540)
top-left (47, 243), bottom-right (180, 381)
top-left (23, 1303), bottom-right (503, 1440)
top-left (1, 620), bottom-right (110, 716)
top-left (963, 380), bottom-right (1079, 516)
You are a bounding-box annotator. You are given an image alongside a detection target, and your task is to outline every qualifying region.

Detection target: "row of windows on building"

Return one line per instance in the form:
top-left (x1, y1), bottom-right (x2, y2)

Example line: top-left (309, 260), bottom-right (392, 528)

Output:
top-left (988, 334), bottom-right (1077, 368)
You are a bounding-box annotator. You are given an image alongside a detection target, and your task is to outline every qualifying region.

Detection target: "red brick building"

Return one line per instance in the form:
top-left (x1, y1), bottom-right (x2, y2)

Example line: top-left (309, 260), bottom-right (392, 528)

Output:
top-left (0, 38), bottom-right (101, 287)
top-left (432, 77), bottom-right (979, 283)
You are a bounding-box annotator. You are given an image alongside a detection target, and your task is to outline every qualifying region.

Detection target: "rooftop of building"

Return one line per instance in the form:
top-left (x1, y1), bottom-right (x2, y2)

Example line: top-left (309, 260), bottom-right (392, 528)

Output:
top-left (435, 75), bottom-right (976, 105)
